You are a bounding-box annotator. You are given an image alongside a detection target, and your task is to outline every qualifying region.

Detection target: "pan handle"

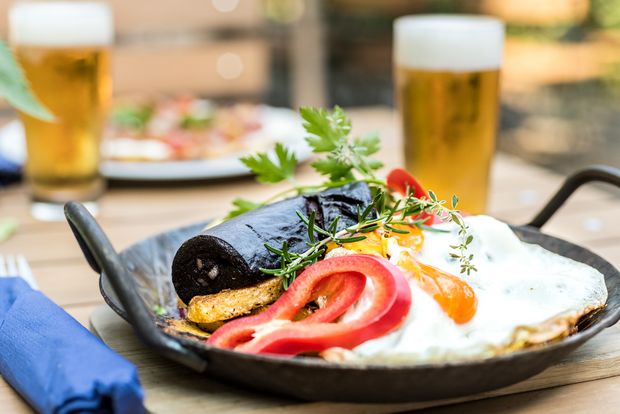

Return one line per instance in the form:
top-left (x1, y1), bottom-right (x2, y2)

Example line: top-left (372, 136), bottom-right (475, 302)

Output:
top-left (527, 165), bottom-right (620, 229)
top-left (64, 201), bottom-right (207, 372)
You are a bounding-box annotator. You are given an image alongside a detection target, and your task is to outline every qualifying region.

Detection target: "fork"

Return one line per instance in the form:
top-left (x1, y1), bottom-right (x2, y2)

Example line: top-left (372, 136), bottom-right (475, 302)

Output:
top-left (0, 254), bottom-right (38, 290)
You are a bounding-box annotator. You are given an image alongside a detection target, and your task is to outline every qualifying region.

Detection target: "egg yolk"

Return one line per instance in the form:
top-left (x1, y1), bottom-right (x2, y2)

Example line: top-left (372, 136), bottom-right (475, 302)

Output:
top-left (398, 251), bottom-right (478, 324)
top-left (333, 230), bottom-right (386, 256)
top-left (386, 224), bottom-right (425, 252)
top-left (326, 224), bottom-right (424, 257)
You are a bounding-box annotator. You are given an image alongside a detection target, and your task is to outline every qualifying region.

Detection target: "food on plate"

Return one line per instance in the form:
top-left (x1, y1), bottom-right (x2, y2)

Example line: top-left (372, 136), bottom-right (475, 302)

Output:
top-left (209, 255), bottom-right (411, 355)
top-left (169, 106), bottom-right (608, 363)
top-left (102, 97), bottom-right (277, 162)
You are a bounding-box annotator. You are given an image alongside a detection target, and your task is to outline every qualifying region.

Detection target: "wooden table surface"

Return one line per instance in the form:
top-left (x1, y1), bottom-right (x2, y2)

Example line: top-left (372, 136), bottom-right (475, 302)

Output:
top-left (1, 107), bottom-right (619, 413)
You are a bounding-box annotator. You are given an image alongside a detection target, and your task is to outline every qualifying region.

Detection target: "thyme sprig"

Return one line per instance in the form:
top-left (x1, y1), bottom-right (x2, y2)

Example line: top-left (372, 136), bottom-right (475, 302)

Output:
top-left (261, 189), bottom-right (474, 288)
top-left (415, 191), bottom-right (477, 275)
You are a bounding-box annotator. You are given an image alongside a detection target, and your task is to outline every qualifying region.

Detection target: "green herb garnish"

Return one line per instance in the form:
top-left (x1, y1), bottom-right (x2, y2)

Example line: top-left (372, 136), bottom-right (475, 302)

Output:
top-left (228, 106), bottom-right (476, 285)
top-left (302, 106), bottom-right (382, 181)
top-left (226, 106), bottom-right (384, 219)
top-left (0, 217), bottom-right (18, 243)
top-left (226, 198), bottom-right (264, 220)
top-left (180, 113), bottom-right (213, 130)
top-left (111, 103), bottom-right (154, 131)
top-left (240, 142), bottom-right (298, 184)
top-left (152, 304), bottom-right (167, 316)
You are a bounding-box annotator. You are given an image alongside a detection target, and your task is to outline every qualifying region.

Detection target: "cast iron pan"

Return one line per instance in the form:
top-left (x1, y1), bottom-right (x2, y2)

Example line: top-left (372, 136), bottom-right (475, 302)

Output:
top-left (65, 165), bottom-right (620, 403)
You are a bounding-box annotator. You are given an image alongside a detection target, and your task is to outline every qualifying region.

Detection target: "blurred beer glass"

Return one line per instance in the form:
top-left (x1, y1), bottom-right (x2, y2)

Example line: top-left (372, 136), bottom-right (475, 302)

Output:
top-left (394, 15), bottom-right (504, 214)
top-left (9, 1), bottom-right (113, 220)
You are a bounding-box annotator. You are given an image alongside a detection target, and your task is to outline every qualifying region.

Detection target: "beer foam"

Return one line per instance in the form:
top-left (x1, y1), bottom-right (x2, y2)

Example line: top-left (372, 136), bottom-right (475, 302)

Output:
top-left (9, 2), bottom-right (113, 47)
top-left (394, 15), bottom-right (504, 71)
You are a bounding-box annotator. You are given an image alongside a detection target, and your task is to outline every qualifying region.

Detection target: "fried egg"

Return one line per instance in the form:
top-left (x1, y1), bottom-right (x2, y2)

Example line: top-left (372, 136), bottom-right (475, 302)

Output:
top-left (323, 215), bottom-right (607, 363)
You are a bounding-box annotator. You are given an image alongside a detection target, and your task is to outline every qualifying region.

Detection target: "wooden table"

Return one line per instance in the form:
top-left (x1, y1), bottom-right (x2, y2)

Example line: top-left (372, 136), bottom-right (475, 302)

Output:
top-left (1, 107), bottom-right (619, 413)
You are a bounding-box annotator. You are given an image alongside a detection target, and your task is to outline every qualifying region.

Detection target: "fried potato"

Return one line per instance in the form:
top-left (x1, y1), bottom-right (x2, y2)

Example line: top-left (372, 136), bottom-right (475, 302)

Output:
top-left (187, 277), bottom-right (283, 324)
top-left (158, 318), bottom-right (212, 339)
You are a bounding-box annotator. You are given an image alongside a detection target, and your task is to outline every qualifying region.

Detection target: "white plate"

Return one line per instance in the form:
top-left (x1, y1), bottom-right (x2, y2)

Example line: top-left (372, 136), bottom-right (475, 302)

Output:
top-left (0, 106), bottom-right (312, 181)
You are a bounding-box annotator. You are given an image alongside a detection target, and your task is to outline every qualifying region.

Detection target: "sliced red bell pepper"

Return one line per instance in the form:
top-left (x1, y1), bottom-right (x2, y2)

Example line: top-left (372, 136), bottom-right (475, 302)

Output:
top-left (208, 255), bottom-right (412, 356)
top-left (387, 168), bottom-right (428, 199)
top-left (208, 269), bottom-right (366, 350)
top-left (386, 168), bottom-right (438, 225)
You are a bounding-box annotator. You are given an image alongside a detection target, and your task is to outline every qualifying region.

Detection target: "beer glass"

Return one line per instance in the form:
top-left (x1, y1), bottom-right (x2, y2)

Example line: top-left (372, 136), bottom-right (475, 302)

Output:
top-left (9, 1), bottom-right (113, 220)
top-left (394, 15), bottom-right (504, 214)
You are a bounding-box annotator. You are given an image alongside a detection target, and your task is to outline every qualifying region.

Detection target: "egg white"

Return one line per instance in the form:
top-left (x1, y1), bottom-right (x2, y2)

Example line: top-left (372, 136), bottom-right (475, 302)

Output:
top-left (325, 215), bottom-right (607, 363)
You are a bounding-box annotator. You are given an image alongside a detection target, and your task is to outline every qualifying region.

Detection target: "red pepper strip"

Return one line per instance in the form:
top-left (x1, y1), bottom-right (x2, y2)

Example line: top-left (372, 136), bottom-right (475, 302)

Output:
top-left (299, 272), bottom-right (366, 324)
top-left (235, 255), bottom-right (411, 355)
top-left (386, 168), bottom-right (428, 199)
top-left (386, 168), bottom-right (438, 225)
top-left (209, 255), bottom-right (412, 356)
top-left (208, 268), bottom-right (366, 350)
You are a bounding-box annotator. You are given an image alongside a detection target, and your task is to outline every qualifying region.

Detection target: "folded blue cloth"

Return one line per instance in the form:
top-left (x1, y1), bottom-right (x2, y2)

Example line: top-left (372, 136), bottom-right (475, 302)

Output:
top-left (0, 154), bottom-right (22, 186)
top-left (0, 277), bottom-right (145, 414)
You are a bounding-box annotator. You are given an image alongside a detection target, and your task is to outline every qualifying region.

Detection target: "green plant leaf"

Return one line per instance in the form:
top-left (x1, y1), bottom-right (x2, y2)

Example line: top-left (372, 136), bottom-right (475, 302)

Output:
top-left (0, 217), bottom-right (18, 243)
top-left (301, 105), bottom-right (351, 153)
top-left (311, 155), bottom-right (354, 181)
top-left (111, 103), bottom-right (154, 130)
top-left (353, 131), bottom-right (381, 156)
top-left (240, 142), bottom-right (297, 183)
top-left (224, 198), bottom-right (263, 219)
top-left (0, 41), bottom-right (54, 121)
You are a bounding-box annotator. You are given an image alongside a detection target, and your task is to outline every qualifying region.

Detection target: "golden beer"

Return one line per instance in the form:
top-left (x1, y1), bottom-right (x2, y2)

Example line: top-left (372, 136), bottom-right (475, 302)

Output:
top-left (16, 46), bottom-right (111, 202)
top-left (394, 16), bottom-right (504, 214)
top-left (396, 67), bottom-right (500, 213)
top-left (9, 1), bottom-right (113, 219)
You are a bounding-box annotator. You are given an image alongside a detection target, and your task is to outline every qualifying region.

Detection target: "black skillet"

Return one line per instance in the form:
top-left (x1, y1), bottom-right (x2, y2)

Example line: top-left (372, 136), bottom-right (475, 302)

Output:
top-left (65, 165), bottom-right (620, 403)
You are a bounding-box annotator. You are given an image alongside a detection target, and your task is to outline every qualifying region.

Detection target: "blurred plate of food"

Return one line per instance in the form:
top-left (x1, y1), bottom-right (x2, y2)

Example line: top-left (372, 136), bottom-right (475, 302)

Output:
top-left (0, 97), bottom-right (312, 181)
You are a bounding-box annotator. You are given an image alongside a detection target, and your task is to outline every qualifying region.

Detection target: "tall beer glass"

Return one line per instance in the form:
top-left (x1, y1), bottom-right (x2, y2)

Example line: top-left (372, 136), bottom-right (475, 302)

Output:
top-left (9, 1), bottom-right (113, 220)
top-left (394, 15), bottom-right (504, 214)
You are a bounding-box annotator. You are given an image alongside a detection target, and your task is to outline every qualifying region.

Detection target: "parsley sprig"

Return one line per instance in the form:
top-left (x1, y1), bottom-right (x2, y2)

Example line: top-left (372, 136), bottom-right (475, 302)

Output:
top-left (227, 106), bottom-right (476, 283)
top-left (226, 106), bottom-right (383, 219)
top-left (303, 106), bottom-right (382, 181)
top-left (239, 142), bottom-right (298, 184)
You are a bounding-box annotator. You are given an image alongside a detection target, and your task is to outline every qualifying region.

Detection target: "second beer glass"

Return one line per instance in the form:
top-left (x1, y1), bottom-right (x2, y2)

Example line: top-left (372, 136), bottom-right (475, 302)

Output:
top-left (394, 15), bottom-right (504, 214)
top-left (9, 1), bottom-right (113, 220)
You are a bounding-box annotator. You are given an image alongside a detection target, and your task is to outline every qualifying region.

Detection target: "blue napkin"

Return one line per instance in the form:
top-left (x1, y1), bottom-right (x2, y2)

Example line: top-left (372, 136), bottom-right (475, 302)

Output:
top-left (0, 277), bottom-right (145, 414)
top-left (0, 154), bottom-right (22, 187)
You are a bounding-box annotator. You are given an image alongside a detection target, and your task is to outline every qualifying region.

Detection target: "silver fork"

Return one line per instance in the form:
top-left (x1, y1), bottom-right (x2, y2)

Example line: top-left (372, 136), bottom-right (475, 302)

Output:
top-left (0, 255), bottom-right (38, 289)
